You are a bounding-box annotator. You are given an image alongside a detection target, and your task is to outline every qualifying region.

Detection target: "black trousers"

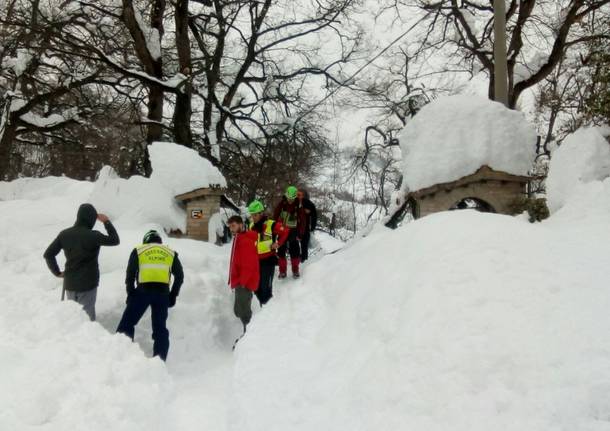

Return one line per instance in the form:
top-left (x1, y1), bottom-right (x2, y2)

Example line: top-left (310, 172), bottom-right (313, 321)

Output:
top-left (300, 231), bottom-right (311, 261)
top-left (116, 289), bottom-right (170, 361)
top-left (255, 259), bottom-right (276, 306)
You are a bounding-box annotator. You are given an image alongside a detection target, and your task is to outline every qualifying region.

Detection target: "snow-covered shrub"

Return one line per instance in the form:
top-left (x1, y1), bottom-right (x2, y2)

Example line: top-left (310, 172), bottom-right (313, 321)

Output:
top-left (508, 196), bottom-right (550, 223)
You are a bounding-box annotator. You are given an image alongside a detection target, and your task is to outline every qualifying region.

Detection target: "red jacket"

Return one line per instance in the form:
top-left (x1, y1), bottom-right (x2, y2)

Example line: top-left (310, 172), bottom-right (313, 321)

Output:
top-left (228, 230), bottom-right (260, 291)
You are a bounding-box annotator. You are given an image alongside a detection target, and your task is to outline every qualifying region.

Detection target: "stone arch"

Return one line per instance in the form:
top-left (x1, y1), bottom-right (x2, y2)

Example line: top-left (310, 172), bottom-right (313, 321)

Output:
top-left (413, 179), bottom-right (526, 218)
top-left (449, 197), bottom-right (496, 213)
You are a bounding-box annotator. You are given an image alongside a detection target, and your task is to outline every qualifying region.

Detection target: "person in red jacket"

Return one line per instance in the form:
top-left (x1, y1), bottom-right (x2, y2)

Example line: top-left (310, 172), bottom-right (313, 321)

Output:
top-left (273, 186), bottom-right (307, 278)
top-left (228, 215), bottom-right (260, 333)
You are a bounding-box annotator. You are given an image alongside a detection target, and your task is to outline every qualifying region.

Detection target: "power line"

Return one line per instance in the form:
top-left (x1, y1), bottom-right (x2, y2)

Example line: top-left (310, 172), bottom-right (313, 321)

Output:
top-left (293, 13), bottom-right (429, 128)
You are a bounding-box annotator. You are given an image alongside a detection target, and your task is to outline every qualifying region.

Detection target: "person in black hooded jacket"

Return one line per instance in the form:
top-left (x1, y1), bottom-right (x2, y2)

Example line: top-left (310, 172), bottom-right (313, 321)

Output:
top-left (44, 203), bottom-right (120, 321)
top-left (297, 189), bottom-right (317, 262)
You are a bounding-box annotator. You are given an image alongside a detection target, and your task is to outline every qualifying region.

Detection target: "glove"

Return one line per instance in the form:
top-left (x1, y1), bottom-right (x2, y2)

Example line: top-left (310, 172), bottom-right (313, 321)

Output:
top-left (169, 291), bottom-right (177, 308)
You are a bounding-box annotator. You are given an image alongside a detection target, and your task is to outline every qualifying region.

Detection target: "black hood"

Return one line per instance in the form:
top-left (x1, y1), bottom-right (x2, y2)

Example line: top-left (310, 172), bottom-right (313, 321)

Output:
top-left (75, 203), bottom-right (97, 229)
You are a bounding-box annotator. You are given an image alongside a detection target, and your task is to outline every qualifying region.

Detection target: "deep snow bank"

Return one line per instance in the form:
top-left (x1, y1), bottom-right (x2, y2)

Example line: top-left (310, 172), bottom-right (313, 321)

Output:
top-left (90, 142), bottom-right (226, 231)
top-left (0, 175), bottom-right (93, 201)
top-left (398, 96), bottom-right (537, 191)
top-left (546, 127), bottom-right (610, 213)
top-left (232, 183), bottom-right (610, 431)
top-left (0, 286), bottom-right (171, 430)
top-left (148, 141), bottom-right (226, 194)
top-left (90, 166), bottom-right (186, 230)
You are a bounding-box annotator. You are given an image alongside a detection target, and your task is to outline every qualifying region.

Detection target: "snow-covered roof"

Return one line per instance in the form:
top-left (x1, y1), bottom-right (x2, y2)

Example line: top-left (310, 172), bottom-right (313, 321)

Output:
top-left (398, 95), bottom-right (537, 192)
top-left (149, 142), bottom-right (227, 196)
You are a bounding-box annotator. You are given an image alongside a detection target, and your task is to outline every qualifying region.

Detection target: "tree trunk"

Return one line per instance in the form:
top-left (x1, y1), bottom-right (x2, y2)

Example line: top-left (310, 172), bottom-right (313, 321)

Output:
top-left (493, 0), bottom-right (509, 107)
top-left (172, 0), bottom-right (193, 147)
top-left (0, 120), bottom-right (16, 181)
top-left (173, 88), bottom-right (192, 146)
top-left (143, 84), bottom-right (164, 176)
top-left (146, 84), bottom-right (164, 144)
top-left (121, 0), bottom-right (166, 176)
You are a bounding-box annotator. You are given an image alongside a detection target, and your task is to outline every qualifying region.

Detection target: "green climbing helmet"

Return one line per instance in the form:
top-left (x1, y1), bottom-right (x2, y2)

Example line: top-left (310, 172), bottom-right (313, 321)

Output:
top-left (143, 229), bottom-right (162, 244)
top-left (285, 185), bottom-right (298, 200)
top-left (248, 200), bottom-right (265, 215)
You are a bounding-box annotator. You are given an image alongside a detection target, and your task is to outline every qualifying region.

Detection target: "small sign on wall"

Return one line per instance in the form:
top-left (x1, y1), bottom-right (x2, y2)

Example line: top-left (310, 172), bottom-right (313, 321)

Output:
top-left (191, 209), bottom-right (203, 219)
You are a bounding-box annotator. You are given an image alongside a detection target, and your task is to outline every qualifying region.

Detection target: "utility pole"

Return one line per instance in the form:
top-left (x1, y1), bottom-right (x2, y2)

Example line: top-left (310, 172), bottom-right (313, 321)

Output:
top-left (493, 0), bottom-right (509, 107)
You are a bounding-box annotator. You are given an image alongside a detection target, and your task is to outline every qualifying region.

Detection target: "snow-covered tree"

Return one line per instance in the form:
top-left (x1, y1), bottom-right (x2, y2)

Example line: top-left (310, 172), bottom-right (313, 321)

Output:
top-left (0, 0), bottom-right (362, 181)
top-left (384, 0), bottom-right (610, 108)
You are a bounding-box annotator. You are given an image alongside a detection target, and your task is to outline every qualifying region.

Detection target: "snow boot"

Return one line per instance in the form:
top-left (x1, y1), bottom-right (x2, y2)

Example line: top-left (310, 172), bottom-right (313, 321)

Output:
top-left (232, 335), bottom-right (243, 351)
top-left (278, 257), bottom-right (288, 279)
top-left (232, 324), bottom-right (247, 351)
top-left (291, 257), bottom-right (301, 279)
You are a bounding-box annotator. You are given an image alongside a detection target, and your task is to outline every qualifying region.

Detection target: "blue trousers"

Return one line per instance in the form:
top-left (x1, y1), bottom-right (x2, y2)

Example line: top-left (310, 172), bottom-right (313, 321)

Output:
top-left (116, 289), bottom-right (170, 361)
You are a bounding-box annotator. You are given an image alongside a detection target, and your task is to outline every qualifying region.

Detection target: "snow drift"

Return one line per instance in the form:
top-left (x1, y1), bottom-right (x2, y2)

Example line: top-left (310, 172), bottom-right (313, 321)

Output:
top-left (546, 127), bottom-right (610, 213)
top-left (398, 95), bottom-right (537, 191)
top-left (90, 142), bottom-right (226, 231)
top-left (90, 165), bottom-right (186, 230)
top-left (0, 288), bottom-right (172, 430)
top-left (232, 191), bottom-right (610, 431)
top-left (148, 141), bottom-right (227, 194)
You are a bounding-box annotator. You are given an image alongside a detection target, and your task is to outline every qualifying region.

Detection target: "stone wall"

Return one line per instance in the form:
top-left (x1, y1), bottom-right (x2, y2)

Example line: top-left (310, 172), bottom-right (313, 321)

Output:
top-left (415, 180), bottom-right (526, 218)
top-left (185, 196), bottom-right (221, 241)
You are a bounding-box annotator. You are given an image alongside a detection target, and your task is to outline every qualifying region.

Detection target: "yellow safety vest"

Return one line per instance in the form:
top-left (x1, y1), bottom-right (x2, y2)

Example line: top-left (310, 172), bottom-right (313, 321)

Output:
top-left (136, 244), bottom-right (175, 284)
top-left (250, 220), bottom-right (274, 255)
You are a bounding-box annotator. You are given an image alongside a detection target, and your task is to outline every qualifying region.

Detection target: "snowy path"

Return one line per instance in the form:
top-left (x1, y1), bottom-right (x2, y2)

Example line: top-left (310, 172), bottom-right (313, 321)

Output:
top-left (95, 247), bottom-right (245, 431)
top-left (165, 349), bottom-right (233, 431)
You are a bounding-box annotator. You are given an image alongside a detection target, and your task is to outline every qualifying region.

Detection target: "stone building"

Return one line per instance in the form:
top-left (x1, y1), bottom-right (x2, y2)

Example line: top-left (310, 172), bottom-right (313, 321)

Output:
top-left (406, 165), bottom-right (530, 219)
top-left (387, 95), bottom-right (538, 227)
top-left (175, 187), bottom-right (238, 241)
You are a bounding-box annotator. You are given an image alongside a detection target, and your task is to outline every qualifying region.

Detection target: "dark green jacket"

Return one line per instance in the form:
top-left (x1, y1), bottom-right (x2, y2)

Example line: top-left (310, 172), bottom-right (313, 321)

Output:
top-left (44, 204), bottom-right (120, 292)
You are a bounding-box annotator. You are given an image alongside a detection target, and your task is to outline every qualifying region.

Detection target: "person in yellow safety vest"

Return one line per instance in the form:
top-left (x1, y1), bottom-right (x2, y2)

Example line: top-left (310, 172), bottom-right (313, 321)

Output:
top-left (116, 230), bottom-right (184, 361)
top-left (247, 200), bottom-right (289, 306)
